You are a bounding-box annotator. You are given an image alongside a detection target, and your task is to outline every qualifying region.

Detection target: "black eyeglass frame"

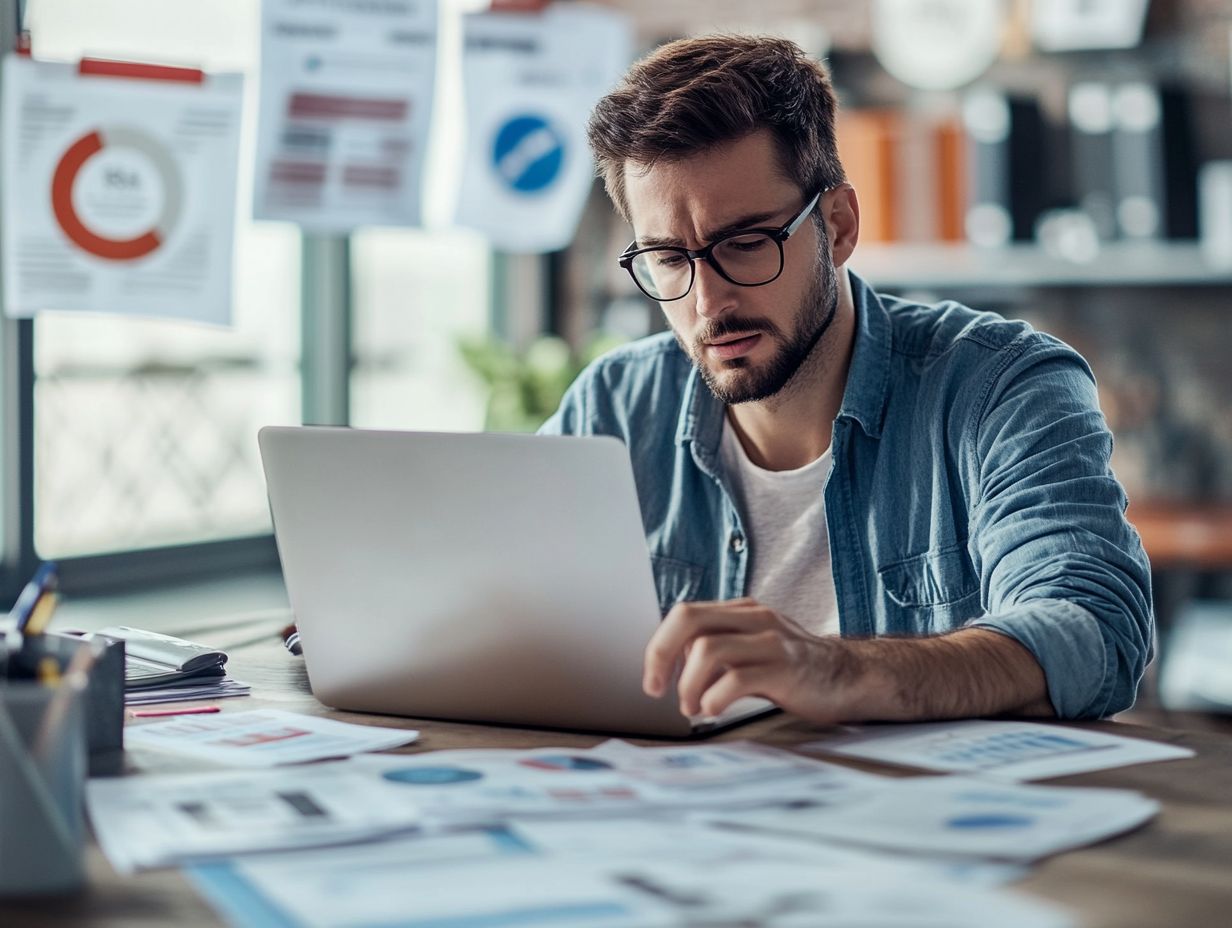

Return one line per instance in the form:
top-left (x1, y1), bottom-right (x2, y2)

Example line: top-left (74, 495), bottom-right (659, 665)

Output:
top-left (618, 187), bottom-right (827, 302)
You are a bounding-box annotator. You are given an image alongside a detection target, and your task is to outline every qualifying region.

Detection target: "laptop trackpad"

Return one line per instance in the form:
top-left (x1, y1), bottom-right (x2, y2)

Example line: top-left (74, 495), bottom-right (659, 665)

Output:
top-left (690, 696), bottom-right (776, 733)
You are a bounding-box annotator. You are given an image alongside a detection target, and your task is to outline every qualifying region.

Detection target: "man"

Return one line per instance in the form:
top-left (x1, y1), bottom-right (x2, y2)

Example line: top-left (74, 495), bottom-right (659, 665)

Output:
top-left (539, 35), bottom-right (1152, 725)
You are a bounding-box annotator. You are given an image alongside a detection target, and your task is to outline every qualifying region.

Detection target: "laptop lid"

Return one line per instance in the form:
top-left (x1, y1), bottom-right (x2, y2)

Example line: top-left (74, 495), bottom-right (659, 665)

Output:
top-left (258, 426), bottom-right (772, 737)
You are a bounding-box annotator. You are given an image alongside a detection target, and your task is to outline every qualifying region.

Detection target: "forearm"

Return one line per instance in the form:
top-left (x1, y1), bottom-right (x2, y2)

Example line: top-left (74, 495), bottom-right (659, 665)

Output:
top-left (840, 627), bottom-right (1055, 722)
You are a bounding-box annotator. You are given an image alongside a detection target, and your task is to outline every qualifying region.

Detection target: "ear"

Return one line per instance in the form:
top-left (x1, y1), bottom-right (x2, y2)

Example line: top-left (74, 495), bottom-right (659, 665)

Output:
top-left (823, 184), bottom-right (859, 267)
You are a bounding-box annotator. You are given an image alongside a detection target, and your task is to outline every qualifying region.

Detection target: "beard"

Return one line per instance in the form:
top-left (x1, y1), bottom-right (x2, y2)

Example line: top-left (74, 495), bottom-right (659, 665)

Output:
top-left (678, 231), bottom-right (840, 406)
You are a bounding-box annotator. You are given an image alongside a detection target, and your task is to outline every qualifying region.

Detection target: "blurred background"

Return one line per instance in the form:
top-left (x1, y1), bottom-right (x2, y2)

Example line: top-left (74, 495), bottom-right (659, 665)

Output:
top-left (2, 0), bottom-right (1230, 717)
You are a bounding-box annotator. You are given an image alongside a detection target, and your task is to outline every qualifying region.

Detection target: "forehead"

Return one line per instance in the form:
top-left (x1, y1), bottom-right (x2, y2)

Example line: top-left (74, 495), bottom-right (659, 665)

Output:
top-left (622, 131), bottom-right (801, 243)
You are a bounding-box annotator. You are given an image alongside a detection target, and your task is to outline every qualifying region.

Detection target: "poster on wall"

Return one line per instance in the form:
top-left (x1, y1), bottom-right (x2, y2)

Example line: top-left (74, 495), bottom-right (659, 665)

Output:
top-left (253, 0), bottom-right (438, 232)
top-left (0, 56), bottom-right (242, 324)
top-left (454, 3), bottom-right (632, 253)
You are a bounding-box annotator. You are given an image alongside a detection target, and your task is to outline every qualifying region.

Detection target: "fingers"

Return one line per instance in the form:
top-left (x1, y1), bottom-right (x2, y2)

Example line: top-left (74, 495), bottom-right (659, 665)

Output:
top-left (676, 630), bottom-right (780, 716)
top-left (694, 663), bottom-right (779, 719)
top-left (643, 599), bottom-right (763, 697)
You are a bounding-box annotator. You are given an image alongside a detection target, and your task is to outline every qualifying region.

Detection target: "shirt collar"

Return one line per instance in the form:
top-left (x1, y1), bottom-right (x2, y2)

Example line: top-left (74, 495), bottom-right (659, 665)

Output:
top-left (676, 269), bottom-right (893, 457)
top-left (838, 271), bottom-right (892, 439)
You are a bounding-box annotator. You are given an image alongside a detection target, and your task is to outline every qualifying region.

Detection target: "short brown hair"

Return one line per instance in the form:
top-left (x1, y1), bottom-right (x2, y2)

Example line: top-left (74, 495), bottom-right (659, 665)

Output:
top-left (588, 34), bottom-right (846, 221)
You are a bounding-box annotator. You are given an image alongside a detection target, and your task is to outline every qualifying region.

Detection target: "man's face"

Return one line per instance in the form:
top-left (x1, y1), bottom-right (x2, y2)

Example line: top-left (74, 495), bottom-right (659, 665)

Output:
top-left (622, 131), bottom-right (838, 405)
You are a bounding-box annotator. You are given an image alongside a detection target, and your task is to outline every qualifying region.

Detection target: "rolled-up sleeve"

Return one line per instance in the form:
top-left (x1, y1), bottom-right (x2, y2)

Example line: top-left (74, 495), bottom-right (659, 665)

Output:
top-left (963, 338), bottom-right (1153, 719)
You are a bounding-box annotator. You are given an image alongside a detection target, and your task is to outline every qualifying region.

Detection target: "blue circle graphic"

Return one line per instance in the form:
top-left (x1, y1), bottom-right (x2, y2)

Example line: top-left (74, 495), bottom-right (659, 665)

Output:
top-left (492, 115), bottom-right (564, 194)
top-left (382, 766), bottom-right (484, 786)
top-left (946, 814), bottom-right (1035, 830)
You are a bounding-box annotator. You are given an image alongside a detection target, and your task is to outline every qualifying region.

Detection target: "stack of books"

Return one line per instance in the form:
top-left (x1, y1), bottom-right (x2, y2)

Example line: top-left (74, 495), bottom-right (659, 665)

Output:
top-left (97, 626), bottom-right (251, 706)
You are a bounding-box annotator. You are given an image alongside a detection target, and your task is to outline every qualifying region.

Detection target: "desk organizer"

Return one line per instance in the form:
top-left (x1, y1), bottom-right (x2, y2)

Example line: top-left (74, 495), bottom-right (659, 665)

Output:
top-left (4, 632), bottom-right (125, 775)
top-left (0, 664), bottom-right (88, 895)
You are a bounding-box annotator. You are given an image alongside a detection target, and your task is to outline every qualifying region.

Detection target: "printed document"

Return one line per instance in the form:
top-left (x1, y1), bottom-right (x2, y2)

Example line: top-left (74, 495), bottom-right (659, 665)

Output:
top-left (454, 4), bottom-right (632, 251)
top-left (188, 828), bottom-right (1072, 928)
top-left (124, 708), bottom-right (418, 766)
top-left (806, 719), bottom-right (1195, 780)
top-left (87, 764), bottom-right (422, 872)
top-left (511, 818), bottom-right (1025, 888)
top-left (705, 776), bottom-right (1159, 861)
top-left (254, 0), bottom-right (438, 230)
top-left (344, 741), bottom-right (876, 825)
top-left (1, 57), bottom-right (242, 324)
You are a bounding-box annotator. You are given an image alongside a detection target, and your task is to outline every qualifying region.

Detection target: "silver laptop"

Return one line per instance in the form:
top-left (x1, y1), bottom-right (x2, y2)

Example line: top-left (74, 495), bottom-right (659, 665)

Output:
top-left (257, 426), bottom-right (775, 737)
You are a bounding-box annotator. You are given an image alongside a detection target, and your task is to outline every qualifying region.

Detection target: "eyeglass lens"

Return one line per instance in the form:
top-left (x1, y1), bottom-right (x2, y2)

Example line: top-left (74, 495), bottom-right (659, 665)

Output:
top-left (630, 232), bottom-right (783, 300)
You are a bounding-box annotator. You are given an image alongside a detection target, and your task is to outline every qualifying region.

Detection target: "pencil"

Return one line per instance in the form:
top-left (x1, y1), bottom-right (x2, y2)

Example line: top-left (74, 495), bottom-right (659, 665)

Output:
top-left (130, 706), bottom-right (221, 718)
top-left (23, 591), bottom-right (60, 636)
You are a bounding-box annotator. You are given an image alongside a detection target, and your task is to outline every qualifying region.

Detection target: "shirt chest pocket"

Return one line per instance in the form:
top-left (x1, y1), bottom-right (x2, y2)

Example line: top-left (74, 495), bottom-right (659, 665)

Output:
top-left (877, 545), bottom-right (982, 631)
top-left (649, 555), bottom-right (705, 616)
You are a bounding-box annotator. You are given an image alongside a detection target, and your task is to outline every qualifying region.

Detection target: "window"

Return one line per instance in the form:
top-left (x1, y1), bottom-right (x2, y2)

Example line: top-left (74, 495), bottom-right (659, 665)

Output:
top-left (26, 0), bottom-right (302, 557)
top-left (350, 227), bottom-right (490, 431)
top-left (349, 0), bottom-right (494, 431)
top-left (0, 0), bottom-right (506, 593)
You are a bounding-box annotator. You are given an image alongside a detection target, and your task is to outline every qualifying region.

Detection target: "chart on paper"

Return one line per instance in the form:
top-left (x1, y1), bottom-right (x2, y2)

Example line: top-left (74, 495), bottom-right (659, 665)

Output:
top-left (807, 720), bottom-right (1194, 781)
top-left (923, 729), bottom-right (1104, 768)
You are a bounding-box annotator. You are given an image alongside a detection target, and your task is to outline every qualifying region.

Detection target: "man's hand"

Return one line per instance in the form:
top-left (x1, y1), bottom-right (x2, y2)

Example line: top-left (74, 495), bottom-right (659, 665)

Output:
top-left (643, 597), bottom-right (1055, 724)
top-left (643, 598), bottom-right (865, 724)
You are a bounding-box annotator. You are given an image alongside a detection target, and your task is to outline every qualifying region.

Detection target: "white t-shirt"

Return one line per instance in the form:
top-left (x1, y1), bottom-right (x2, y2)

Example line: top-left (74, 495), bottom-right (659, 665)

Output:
top-left (718, 418), bottom-right (840, 637)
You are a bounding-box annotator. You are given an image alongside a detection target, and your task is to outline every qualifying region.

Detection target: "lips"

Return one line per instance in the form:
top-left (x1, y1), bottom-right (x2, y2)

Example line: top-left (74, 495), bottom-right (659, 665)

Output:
top-left (705, 332), bottom-right (762, 361)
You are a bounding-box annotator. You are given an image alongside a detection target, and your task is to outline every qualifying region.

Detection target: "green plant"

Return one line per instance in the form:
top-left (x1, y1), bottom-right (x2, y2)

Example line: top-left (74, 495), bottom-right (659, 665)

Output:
top-left (458, 332), bottom-right (626, 432)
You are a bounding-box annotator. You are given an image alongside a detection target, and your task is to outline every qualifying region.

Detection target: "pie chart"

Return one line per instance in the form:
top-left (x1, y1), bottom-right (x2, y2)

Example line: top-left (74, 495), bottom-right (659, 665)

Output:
top-left (51, 125), bottom-right (183, 261)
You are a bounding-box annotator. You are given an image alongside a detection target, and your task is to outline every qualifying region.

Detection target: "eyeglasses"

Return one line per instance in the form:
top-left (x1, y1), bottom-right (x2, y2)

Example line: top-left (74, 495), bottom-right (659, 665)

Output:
top-left (618, 188), bottom-right (825, 302)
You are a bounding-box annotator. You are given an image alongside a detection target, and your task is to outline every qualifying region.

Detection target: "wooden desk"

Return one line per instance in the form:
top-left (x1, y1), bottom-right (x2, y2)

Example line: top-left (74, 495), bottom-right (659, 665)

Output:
top-left (5, 634), bottom-right (1232, 928)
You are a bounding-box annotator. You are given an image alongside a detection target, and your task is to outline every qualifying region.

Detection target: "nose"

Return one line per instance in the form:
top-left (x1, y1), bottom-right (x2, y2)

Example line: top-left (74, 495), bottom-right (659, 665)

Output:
top-left (690, 258), bottom-right (738, 320)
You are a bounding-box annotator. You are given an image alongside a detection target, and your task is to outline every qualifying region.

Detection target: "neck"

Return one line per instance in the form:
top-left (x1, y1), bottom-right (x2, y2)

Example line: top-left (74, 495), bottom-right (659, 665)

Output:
top-left (727, 269), bottom-right (856, 471)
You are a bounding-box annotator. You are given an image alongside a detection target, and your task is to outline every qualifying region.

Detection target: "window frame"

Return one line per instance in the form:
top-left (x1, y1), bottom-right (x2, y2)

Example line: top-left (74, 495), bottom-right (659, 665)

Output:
top-left (0, 232), bottom-right (355, 601)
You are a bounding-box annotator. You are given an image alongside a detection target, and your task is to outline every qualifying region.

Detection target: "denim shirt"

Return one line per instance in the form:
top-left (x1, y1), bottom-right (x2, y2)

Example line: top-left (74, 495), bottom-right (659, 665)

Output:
top-left (540, 273), bottom-right (1153, 719)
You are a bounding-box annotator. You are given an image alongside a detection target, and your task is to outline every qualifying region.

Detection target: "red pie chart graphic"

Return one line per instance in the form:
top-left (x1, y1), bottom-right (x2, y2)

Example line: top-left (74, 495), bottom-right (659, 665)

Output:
top-left (51, 126), bottom-right (183, 261)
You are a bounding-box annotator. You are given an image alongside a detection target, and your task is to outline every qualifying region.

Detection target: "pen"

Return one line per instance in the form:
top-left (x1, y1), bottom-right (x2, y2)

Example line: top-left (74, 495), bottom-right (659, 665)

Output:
top-left (6, 561), bottom-right (58, 632)
top-left (280, 623), bottom-right (302, 656)
top-left (130, 705), bottom-right (221, 718)
top-left (23, 590), bottom-right (60, 637)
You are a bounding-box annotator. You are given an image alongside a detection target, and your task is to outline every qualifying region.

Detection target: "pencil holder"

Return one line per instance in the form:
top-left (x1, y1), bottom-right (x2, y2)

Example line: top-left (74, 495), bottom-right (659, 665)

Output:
top-left (4, 634), bottom-right (125, 775)
top-left (43, 633), bottom-right (126, 775)
top-left (0, 676), bottom-right (88, 897)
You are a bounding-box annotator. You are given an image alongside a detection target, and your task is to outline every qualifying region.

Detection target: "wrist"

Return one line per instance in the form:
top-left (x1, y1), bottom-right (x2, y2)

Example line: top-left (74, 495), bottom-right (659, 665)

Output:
top-left (812, 636), bottom-right (902, 722)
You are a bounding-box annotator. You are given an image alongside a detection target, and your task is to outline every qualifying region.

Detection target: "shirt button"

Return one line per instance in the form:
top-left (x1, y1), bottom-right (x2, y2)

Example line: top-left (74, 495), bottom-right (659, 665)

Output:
top-left (730, 532), bottom-right (745, 553)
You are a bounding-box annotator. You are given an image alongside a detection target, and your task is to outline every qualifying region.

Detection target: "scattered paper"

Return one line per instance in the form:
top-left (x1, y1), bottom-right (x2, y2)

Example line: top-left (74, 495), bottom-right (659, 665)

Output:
top-left (189, 829), bottom-right (1071, 928)
top-left (705, 776), bottom-right (1158, 862)
top-left (1, 56), bottom-right (242, 324)
top-left (124, 709), bottom-right (418, 766)
top-left (189, 830), bottom-right (675, 928)
top-left (591, 738), bottom-right (883, 795)
top-left (253, 0), bottom-right (438, 231)
top-left (346, 746), bottom-right (685, 825)
top-left (345, 741), bottom-right (875, 826)
top-left (511, 818), bottom-right (1026, 888)
top-left (806, 720), bottom-right (1195, 780)
top-left (86, 764), bottom-right (422, 872)
top-left (617, 858), bottom-right (1071, 928)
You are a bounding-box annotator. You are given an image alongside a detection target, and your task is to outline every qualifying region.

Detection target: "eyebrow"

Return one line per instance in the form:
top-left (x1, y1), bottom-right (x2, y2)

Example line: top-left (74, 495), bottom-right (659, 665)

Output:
top-left (636, 208), bottom-right (783, 249)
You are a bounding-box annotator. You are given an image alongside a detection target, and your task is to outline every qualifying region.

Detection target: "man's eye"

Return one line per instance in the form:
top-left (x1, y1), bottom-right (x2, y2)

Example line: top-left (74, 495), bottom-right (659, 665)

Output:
top-left (724, 235), bottom-right (770, 252)
top-left (655, 252), bottom-right (688, 268)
